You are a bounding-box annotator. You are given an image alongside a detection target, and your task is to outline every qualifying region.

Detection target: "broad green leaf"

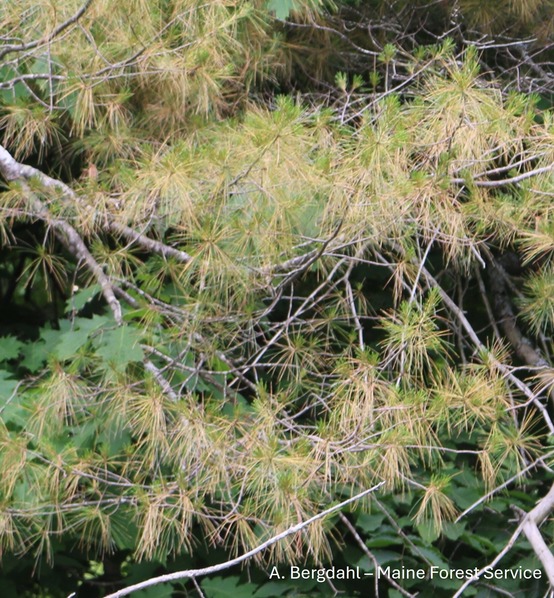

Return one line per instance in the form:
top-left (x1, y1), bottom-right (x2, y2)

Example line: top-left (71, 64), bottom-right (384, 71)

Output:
top-left (416, 521), bottom-right (441, 544)
top-left (0, 370), bottom-right (18, 401)
top-left (65, 284), bottom-right (102, 313)
top-left (0, 336), bottom-right (23, 361)
top-left (54, 329), bottom-right (90, 360)
top-left (355, 512), bottom-right (386, 533)
top-left (202, 576), bottom-right (259, 598)
top-left (135, 584), bottom-right (175, 598)
top-left (357, 550), bottom-right (401, 568)
top-left (0, 370), bottom-right (22, 425)
top-left (20, 324), bottom-right (68, 371)
top-left (442, 522), bottom-right (466, 541)
top-left (365, 535), bottom-right (401, 548)
top-left (265, 0), bottom-right (297, 19)
top-left (410, 545), bottom-right (449, 568)
top-left (95, 326), bottom-right (144, 369)
top-left (74, 314), bottom-right (110, 335)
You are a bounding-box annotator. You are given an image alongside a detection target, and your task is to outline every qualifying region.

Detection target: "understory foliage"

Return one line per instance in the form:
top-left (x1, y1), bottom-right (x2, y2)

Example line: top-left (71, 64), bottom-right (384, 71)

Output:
top-left (0, 1), bottom-right (553, 597)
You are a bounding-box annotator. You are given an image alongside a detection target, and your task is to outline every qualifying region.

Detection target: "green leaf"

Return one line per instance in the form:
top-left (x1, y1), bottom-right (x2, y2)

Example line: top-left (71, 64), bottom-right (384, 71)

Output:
top-left (442, 522), bottom-right (466, 541)
top-left (69, 420), bottom-right (98, 449)
top-left (411, 545), bottom-right (449, 568)
top-left (0, 336), bottom-right (23, 361)
top-left (97, 427), bottom-right (131, 456)
top-left (355, 512), bottom-right (386, 533)
top-left (20, 323), bottom-right (70, 371)
top-left (450, 485), bottom-right (483, 509)
top-left (75, 314), bottom-right (110, 335)
top-left (54, 329), bottom-right (90, 360)
top-left (416, 521), bottom-right (441, 544)
top-left (20, 342), bottom-right (48, 372)
top-left (52, 315), bottom-right (109, 361)
top-left (95, 325), bottom-right (144, 369)
top-left (365, 535), bottom-right (401, 548)
top-left (265, 0), bottom-right (297, 20)
top-left (65, 284), bottom-right (101, 313)
top-left (357, 550), bottom-right (400, 568)
top-left (202, 576), bottom-right (259, 598)
top-left (460, 532), bottom-right (498, 554)
top-left (135, 584), bottom-right (175, 598)
top-left (0, 370), bottom-right (18, 400)
top-left (0, 370), bottom-right (22, 424)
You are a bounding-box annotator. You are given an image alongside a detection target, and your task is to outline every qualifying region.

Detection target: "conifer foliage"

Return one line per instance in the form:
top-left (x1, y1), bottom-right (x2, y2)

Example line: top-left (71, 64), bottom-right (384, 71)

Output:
top-left (0, 1), bottom-right (553, 596)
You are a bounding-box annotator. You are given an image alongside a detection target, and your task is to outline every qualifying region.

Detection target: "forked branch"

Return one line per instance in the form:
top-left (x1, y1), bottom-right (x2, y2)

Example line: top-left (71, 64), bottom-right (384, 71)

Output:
top-left (0, 144), bottom-right (123, 325)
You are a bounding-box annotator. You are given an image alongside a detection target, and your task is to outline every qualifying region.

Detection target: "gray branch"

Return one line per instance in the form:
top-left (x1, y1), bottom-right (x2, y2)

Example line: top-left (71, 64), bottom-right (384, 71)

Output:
top-left (0, 143), bottom-right (122, 325)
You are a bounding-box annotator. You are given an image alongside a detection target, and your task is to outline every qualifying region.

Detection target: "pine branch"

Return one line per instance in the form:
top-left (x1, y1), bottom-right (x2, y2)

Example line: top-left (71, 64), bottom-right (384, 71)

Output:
top-left (419, 263), bottom-right (554, 434)
top-left (0, 143), bottom-right (123, 325)
top-left (0, 0), bottom-right (94, 61)
top-left (0, 144), bottom-right (199, 324)
top-left (100, 482), bottom-right (385, 598)
top-left (375, 245), bottom-right (554, 434)
top-left (108, 221), bottom-right (192, 263)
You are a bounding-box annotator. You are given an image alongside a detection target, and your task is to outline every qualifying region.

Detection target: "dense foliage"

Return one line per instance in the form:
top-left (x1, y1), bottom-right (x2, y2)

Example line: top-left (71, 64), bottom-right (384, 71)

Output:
top-left (0, 1), bottom-right (553, 597)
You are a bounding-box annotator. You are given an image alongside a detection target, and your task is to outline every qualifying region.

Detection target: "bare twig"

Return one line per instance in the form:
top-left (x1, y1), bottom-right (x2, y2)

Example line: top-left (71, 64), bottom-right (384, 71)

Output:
top-left (453, 481), bottom-right (554, 596)
top-left (144, 360), bottom-right (179, 402)
top-left (339, 513), bottom-right (416, 598)
top-left (108, 221), bottom-right (192, 263)
top-left (519, 483), bottom-right (554, 587)
top-left (451, 164), bottom-right (554, 188)
top-left (456, 451), bottom-right (554, 522)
